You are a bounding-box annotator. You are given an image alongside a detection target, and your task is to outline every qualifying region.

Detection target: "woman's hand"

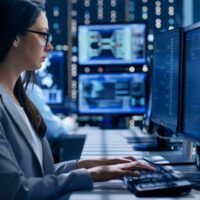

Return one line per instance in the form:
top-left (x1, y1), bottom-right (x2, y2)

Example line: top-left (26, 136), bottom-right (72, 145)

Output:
top-left (102, 156), bottom-right (137, 165)
top-left (76, 156), bottom-right (137, 169)
top-left (87, 160), bottom-right (155, 182)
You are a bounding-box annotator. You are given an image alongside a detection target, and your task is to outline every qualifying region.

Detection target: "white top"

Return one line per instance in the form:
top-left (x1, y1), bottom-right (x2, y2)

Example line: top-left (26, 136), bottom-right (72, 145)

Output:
top-left (15, 104), bottom-right (43, 169)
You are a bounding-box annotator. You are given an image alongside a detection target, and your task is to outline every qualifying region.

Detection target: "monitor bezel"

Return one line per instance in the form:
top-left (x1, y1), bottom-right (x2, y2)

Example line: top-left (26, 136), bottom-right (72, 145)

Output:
top-left (77, 72), bottom-right (148, 115)
top-left (151, 27), bottom-right (184, 133)
top-left (77, 21), bottom-right (148, 66)
top-left (180, 22), bottom-right (200, 142)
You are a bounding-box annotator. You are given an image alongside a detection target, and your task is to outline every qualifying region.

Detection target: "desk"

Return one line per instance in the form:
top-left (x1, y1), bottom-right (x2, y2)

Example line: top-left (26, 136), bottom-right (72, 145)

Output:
top-left (70, 182), bottom-right (199, 200)
top-left (68, 127), bottom-right (200, 200)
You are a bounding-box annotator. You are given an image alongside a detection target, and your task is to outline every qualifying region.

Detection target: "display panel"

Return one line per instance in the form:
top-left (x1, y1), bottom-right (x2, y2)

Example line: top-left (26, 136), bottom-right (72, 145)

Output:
top-left (35, 51), bottom-right (65, 105)
top-left (151, 28), bottom-right (183, 132)
top-left (181, 22), bottom-right (200, 142)
top-left (78, 73), bottom-right (146, 114)
top-left (78, 23), bottom-right (147, 65)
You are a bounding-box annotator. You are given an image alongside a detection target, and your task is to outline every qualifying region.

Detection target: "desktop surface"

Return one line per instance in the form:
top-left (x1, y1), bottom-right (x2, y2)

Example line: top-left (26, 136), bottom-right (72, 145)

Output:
top-left (69, 187), bottom-right (199, 200)
top-left (65, 127), bottom-right (200, 200)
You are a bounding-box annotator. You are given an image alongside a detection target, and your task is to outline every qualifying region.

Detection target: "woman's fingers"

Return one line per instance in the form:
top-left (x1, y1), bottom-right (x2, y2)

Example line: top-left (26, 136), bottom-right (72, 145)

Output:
top-left (88, 160), bottom-right (155, 182)
top-left (120, 161), bottom-right (155, 171)
top-left (134, 161), bottom-right (155, 171)
top-left (122, 170), bottom-right (141, 177)
top-left (123, 156), bottom-right (137, 161)
top-left (104, 156), bottom-right (138, 165)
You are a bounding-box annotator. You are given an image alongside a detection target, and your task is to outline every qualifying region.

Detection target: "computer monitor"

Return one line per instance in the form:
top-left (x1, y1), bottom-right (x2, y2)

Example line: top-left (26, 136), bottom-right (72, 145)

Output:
top-left (132, 28), bottom-right (183, 151)
top-left (35, 50), bottom-right (65, 105)
top-left (78, 23), bottom-right (147, 65)
top-left (181, 22), bottom-right (200, 143)
top-left (78, 72), bottom-right (147, 114)
top-left (151, 28), bottom-right (183, 133)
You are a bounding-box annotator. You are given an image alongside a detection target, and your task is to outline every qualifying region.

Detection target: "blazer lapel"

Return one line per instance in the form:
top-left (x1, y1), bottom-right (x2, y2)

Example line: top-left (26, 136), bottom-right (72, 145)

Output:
top-left (0, 86), bottom-right (44, 175)
top-left (42, 138), bottom-right (54, 174)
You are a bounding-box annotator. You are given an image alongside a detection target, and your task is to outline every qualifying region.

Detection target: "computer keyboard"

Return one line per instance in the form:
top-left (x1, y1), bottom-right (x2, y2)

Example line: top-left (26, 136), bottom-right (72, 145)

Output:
top-left (123, 158), bottom-right (192, 197)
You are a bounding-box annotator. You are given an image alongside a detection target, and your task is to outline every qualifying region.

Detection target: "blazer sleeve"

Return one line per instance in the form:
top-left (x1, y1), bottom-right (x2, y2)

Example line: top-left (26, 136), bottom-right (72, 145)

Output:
top-left (0, 122), bottom-right (93, 200)
top-left (54, 160), bottom-right (78, 175)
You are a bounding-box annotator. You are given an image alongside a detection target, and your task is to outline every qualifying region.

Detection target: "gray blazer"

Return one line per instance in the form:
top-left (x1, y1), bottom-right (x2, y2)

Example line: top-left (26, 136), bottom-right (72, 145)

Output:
top-left (0, 85), bottom-right (93, 200)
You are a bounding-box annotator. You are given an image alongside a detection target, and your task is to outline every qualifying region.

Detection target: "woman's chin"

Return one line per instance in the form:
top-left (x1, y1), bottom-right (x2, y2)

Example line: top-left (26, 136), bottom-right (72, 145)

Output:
top-left (34, 64), bottom-right (42, 70)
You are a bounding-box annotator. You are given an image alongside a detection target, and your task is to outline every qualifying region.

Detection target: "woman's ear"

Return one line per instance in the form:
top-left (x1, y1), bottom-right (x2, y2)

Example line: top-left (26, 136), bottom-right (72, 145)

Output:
top-left (13, 37), bottom-right (19, 48)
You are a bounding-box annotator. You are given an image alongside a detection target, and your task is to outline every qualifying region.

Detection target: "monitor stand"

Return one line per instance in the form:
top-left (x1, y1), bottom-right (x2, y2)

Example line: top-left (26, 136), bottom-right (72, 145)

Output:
top-left (182, 139), bottom-right (194, 161)
top-left (133, 126), bottom-right (179, 151)
top-left (160, 139), bottom-right (195, 164)
top-left (177, 140), bottom-right (200, 188)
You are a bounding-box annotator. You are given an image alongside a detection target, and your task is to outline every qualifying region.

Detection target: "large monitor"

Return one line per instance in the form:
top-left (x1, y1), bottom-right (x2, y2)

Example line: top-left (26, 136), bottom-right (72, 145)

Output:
top-left (35, 51), bottom-right (65, 105)
top-left (151, 28), bottom-right (183, 132)
top-left (181, 22), bottom-right (200, 142)
top-left (78, 23), bottom-right (147, 65)
top-left (78, 72), bottom-right (147, 114)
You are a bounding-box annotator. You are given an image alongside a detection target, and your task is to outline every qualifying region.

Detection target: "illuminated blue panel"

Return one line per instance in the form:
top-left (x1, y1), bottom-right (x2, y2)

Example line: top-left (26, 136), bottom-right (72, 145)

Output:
top-left (151, 28), bottom-right (182, 132)
top-left (35, 51), bottom-right (65, 105)
top-left (182, 23), bottom-right (200, 142)
top-left (78, 72), bottom-right (146, 114)
top-left (78, 23), bottom-right (147, 65)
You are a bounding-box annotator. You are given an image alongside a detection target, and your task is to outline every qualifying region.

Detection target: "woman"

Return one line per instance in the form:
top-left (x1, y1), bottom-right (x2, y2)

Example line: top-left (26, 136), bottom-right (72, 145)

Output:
top-left (0, 0), bottom-right (154, 199)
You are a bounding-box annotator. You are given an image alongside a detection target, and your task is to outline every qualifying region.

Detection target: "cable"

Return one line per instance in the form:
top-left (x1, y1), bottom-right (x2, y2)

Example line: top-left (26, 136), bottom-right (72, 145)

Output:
top-left (154, 130), bottom-right (183, 142)
top-left (154, 131), bottom-right (173, 140)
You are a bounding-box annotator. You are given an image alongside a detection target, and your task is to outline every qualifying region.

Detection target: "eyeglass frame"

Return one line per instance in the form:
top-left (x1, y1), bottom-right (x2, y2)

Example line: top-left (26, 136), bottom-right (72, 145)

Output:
top-left (26, 29), bottom-right (52, 47)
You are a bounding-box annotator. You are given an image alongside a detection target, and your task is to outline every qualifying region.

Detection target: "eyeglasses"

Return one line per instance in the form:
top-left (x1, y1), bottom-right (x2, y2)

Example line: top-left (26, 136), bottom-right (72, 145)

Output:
top-left (26, 29), bottom-right (52, 47)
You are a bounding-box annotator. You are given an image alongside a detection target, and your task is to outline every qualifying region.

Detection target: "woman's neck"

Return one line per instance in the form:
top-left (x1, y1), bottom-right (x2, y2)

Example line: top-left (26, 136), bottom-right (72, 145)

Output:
top-left (0, 59), bottom-right (21, 92)
top-left (0, 61), bottom-right (22, 106)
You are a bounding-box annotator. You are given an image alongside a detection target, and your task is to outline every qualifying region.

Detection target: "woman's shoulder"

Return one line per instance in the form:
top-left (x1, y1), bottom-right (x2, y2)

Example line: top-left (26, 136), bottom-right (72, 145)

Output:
top-left (0, 84), bottom-right (4, 95)
top-left (0, 85), bottom-right (12, 116)
top-left (0, 84), bottom-right (8, 98)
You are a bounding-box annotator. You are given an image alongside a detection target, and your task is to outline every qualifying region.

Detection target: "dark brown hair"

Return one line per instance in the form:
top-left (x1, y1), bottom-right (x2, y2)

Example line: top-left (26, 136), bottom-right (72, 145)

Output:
top-left (0, 0), bottom-right (46, 137)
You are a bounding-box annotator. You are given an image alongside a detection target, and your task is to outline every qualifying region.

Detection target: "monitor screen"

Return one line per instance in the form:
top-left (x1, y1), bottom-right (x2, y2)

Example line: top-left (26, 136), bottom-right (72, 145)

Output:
top-left (151, 28), bottom-right (183, 132)
top-left (78, 72), bottom-right (147, 114)
top-left (181, 22), bottom-right (200, 142)
top-left (35, 51), bottom-right (65, 105)
top-left (78, 23), bottom-right (147, 65)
